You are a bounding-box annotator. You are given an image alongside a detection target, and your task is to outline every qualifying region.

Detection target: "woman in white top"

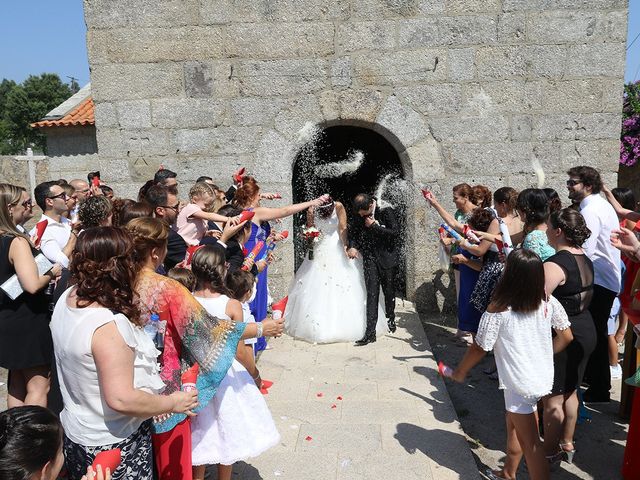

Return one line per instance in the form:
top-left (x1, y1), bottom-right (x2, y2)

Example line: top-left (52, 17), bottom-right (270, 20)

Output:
top-left (447, 249), bottom-right (573, 480)
top-left (50, 227), bottom-right (198, 480)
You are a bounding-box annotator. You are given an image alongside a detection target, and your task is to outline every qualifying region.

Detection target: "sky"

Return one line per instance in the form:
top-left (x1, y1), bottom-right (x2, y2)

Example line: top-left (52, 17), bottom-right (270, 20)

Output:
top-left (0, 1), bottom-right (639, 87)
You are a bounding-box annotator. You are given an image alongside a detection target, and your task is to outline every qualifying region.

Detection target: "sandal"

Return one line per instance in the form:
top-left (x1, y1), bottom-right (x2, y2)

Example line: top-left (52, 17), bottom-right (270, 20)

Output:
top-left (560, 441), bottom-right (575, 464)
top-left (483, 468), bottom-right (513, 480)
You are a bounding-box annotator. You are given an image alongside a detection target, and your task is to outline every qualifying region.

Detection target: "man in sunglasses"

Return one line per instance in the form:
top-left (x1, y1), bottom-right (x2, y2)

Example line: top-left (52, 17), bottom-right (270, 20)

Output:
top-left (144, 184), bottom-right (185, 271)
top-left (567, 166), bottom-right (621, 404)
top-left (31, 181), bottom-right (77, 268)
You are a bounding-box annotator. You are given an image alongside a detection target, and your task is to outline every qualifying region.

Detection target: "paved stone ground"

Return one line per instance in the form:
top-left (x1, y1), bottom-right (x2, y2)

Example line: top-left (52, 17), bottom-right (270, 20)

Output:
top-left (217, 300), bottom-right (480, 480)
top-left (2, 305), bottom-right (629, 479)
top-left (424, 318), bottom-right (629, 480)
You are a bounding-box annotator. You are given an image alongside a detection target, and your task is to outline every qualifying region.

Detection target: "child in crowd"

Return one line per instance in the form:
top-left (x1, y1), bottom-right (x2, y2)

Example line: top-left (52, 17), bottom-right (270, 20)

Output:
top-left (226, 269), bottom-right (259, 359)
top-left (167, 267), bottom-right (196, 292)
top-left (176, 182), bottom-right (239, 246)
top-left (0, 405), bottom-right (110, 480)
top-left (189, 246), bottom-right (280, 480)
top-left (446, 249), bottom-right (573, 480)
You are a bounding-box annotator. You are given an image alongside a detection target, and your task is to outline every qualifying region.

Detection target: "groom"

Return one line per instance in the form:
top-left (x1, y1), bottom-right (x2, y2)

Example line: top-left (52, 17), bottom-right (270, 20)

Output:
top-left (347, 193), bottom-right (399, 346)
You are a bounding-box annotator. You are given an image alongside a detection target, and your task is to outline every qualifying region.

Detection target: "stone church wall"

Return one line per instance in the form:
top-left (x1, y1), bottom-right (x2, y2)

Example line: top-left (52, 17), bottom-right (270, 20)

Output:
top-left (81, 0), bottom-right (628, 311)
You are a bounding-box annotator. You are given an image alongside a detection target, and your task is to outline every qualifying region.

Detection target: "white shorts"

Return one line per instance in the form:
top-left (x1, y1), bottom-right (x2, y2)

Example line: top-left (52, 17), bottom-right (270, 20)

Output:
top-left (608, 297), bottom-right (621, 336)
top-left (503, 389), bottom-right (538, 414)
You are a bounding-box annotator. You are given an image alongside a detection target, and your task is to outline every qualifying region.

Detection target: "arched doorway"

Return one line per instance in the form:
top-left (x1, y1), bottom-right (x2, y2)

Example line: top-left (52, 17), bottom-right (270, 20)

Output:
top-left (292, 124), bottom-right (407, 296)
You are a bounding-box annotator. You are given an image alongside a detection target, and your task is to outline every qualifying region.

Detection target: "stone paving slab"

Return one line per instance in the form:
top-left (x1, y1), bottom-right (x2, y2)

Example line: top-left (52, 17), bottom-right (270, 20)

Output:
top-left (245, 300), bottom-right (480, 479)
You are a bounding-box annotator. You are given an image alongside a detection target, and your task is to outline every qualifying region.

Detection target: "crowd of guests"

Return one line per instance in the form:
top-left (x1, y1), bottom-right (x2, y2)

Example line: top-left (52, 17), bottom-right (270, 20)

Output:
top-left (1, 163), bottom-right (639, 479)
top-left (0, 167), bottom-right (332, 479)
top-left (429, 166), bottom-right (640, 479)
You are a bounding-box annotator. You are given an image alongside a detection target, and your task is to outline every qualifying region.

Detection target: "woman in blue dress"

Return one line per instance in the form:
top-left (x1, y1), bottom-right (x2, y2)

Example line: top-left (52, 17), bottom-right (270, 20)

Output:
top-left (232, 177), bottom-right (328, 352)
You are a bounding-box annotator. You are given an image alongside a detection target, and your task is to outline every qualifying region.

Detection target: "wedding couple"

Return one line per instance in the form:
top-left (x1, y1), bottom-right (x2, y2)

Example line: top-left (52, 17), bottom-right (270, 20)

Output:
top-left (284, 193), bottom-right (398, 345)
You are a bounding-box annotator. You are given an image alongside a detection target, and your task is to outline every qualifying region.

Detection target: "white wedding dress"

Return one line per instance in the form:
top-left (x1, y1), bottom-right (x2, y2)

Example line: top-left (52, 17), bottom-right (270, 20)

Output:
top-left (284, 209), bottom-right (387, 343)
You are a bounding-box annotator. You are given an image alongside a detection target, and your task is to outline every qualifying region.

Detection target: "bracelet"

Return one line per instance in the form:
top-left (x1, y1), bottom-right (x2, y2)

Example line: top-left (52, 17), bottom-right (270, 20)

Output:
top-left (256, 322), bottom-right (263, 338)
top-left (252, 370), bottom-right (260, 380)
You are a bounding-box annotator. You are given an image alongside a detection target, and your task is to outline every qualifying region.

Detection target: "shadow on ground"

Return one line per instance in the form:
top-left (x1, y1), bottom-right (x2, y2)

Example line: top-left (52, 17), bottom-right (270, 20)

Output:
top-left (421, 316), bottom-right (629, 480)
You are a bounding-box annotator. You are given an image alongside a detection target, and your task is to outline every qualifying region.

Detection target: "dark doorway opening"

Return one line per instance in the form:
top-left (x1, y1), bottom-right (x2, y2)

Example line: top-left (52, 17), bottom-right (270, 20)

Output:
top-left (292, 125), bottom-right (407, 296)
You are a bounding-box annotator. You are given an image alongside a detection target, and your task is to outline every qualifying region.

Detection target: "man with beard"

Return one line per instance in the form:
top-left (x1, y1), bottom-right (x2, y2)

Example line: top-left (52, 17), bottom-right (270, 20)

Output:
top-left (145, 184), bottom-right (185, 271)
top-left (566, 166), bottom-right (621, 403)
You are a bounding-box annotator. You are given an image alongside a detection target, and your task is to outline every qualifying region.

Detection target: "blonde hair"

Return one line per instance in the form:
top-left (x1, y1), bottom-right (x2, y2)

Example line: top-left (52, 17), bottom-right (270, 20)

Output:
top-left (189, 182), bottom-right (214, 201)
top-left (0, 183), bottom-right (29, 241)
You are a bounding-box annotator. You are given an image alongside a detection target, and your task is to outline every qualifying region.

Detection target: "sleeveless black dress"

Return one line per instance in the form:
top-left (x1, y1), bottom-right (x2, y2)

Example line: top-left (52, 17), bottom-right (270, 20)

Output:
top-left (0, 234), bottom-right (52, 369)
top-left (545, 250), bottom-right (597, 394)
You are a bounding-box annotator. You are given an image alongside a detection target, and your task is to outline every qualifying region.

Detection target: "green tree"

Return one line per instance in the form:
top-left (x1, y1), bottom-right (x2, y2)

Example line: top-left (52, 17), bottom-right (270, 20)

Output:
top-left (0, 73), bottom-right (72, 155)
top-left (0, 79), bottom-right (17, 155)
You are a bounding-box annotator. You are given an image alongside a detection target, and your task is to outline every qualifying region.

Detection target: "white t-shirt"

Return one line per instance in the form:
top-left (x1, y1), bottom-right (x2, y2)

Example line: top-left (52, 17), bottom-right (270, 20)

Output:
top-left (51, 288), bottom-right (164, 446)
top-left (475, 296), bottom-right (570, 399)
top-left (30, 214), bottom-right (72, 267)
top-left (579, 193), bottom-right (622, 293)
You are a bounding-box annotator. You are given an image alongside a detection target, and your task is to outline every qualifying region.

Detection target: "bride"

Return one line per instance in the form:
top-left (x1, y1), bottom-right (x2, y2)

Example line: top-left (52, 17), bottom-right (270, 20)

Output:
top-left (284, 199), bottom-right (387, 343)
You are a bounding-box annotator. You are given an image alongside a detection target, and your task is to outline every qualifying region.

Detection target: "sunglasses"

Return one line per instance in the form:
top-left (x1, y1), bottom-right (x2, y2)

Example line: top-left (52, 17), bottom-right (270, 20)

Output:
top-left (47, 192), bottom-right (67, 200)
top-left (11, 199), bottom-right (33, 208)
top-left (566, 179), bottom-right (583, 187)
top-left (162, 203), bottom-right (180, 212)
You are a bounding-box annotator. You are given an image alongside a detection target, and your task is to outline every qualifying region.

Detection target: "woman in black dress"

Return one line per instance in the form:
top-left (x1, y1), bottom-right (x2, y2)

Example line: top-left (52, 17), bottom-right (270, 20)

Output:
top-left (543, 208), bottom-right (596, 464)
top-left (0, 183), bottom-right (61, 407)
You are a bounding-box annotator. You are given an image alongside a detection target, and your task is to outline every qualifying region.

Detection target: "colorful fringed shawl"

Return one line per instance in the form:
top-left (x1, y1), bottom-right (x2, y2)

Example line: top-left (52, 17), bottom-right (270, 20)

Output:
top-left (136, 269), bottom-right (245, 434)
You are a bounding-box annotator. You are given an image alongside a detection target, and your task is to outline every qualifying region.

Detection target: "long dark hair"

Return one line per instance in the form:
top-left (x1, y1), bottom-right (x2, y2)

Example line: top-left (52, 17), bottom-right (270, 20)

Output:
top-left (494, 187), bottom-right (518, 213)
top-left (70, 227), bottom-right (142, 326)
top-left (491, 249), bottom-right (545, 313)
top-left (542, 188), bottom-right (562, 214)
top-left (0, 406), bottom-right (63, 480)
top-left (611, 187), bottom-right (636, 211)
top-left (516, 188), bottom-right (550, 233)
top-left (548, 208), bottom-right (591, 248)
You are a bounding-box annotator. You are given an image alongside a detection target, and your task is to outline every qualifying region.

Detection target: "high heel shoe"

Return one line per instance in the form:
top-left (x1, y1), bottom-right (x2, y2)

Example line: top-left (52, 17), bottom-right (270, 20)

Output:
top-left (560, 441), bottom-right (575, 464)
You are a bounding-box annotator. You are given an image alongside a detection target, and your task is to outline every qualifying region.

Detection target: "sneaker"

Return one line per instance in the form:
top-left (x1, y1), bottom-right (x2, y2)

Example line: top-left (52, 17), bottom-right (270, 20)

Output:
top-left (611, 364), bottom-right (623, 380)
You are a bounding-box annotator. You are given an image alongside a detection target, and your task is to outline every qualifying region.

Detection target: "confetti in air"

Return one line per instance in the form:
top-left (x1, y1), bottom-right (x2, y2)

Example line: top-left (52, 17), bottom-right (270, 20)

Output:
top-left (314, 150), bottom-right (364, 178)
top-left (531, 157), bottom-right (545, 188)
top-left (297, 122), bottom-right (320, 144)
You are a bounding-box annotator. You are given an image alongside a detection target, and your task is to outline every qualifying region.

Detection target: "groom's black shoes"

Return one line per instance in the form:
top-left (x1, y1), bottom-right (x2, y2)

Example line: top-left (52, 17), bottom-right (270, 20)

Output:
top-left (387, 316), bottom-right (397, 333)
top-left (355, 335), bottom-right (376, 346)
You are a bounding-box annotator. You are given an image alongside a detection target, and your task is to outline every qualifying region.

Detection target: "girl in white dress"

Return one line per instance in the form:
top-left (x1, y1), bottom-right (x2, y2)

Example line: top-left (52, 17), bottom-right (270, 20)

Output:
top-left (284, 200), bottom-right (387, 343)
top-left (189, 246), bottom-right (280, 480)
top-left (446, 249), bottom-right (573, 480)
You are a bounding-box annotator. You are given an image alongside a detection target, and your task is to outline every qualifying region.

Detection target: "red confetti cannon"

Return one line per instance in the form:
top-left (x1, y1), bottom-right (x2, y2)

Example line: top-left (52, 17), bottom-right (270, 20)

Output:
top-left (241, 241), bottom-right (264, 271)
top-left (272, 296), bottom-right (288, 320)
top-left (181, 363), bottom-right (199, 392)
top-left (91, 449), bottom-right (122, 473)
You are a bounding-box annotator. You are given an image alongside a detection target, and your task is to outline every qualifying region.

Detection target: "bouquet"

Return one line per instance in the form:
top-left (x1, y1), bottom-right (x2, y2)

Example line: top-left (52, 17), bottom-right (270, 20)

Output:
top-left (301, 226), bottom-right (321, 260)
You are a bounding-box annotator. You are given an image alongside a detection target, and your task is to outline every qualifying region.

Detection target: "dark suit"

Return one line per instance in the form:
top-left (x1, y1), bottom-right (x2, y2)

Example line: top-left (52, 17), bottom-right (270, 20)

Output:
top-left (349, 205), bottom-right (399, 339)
top-left (165, 229), bottom-right (187, 270)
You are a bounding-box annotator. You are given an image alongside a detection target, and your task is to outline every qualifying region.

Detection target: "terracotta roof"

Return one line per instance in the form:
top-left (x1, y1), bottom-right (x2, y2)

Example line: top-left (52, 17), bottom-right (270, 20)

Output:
top-left (31, 97), bottom-right (95, 129)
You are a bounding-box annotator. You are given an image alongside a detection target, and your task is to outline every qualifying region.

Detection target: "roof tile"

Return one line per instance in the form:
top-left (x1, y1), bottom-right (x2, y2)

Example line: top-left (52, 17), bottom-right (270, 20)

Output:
top-left (31, 97), bottom-right (95, 129)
